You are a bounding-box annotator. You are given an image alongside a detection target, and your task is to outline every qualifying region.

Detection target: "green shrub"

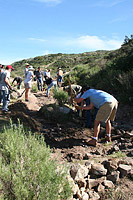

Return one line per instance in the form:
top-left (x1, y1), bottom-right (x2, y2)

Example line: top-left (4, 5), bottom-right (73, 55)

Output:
top-left (53, 89), bottom-right (69, 106)
top-left (0, 121), bottom-right (72, 200)
top-left (31, 83), bottom-right (38, 93)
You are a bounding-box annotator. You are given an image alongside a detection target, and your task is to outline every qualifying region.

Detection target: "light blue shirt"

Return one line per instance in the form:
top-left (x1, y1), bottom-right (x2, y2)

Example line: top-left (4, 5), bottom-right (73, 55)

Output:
top-left (81, 89), bottom-right (117, 109)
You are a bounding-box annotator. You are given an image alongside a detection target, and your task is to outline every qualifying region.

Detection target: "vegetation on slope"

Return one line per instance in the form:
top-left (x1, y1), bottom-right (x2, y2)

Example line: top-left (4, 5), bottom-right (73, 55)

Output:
top-left (12, 34), bottom-right (133, 104)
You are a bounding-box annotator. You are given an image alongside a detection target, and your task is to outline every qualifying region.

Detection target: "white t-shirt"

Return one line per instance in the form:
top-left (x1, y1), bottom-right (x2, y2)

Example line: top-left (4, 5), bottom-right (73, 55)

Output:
top-left (0, 70), bottom-right (10, 90)
top-left (46, 71), bottom-right (50, 78)
top-left (24, 70), bottom-right (33, 84)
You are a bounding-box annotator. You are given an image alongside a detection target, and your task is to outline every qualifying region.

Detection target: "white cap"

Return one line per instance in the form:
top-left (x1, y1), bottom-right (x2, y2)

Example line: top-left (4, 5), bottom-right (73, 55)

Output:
top-left (28, 66), bottom-right (34, 71)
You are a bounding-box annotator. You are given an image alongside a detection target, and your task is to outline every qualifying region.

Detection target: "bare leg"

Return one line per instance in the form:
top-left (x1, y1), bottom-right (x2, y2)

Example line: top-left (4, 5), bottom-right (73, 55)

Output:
top-left (106, 120), bottom-right (111, 135)
top-left (25, 88), bottom-right (30, 100)
top-left (93, 120), bottom-right (101, 138)
top-left (87, 120), bottom-right (101, 146)
top-left (105, 120), bottom-right (112, 142)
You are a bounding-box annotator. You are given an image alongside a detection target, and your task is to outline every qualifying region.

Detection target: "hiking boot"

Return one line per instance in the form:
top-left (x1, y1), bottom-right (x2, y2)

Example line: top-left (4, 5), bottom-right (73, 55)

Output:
top-left (86, 138), bottom-right (97, 147)
top-left (105, 135), bottom-right (112, 142)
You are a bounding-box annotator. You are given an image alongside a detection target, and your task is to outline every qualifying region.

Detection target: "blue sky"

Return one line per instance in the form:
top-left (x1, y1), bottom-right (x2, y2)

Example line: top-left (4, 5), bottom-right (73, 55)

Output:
top-left (0, 0), bottom-right (132, 64)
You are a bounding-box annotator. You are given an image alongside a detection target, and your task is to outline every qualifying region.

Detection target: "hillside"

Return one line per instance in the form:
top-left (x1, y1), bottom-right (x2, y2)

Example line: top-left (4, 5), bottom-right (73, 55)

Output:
top-left (12, 35), bottom-right (133, 105)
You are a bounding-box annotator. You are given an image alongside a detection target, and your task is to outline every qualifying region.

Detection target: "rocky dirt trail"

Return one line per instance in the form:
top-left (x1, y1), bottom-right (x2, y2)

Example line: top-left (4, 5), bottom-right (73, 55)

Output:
top-left (0, 91), bottom-right (133, 199)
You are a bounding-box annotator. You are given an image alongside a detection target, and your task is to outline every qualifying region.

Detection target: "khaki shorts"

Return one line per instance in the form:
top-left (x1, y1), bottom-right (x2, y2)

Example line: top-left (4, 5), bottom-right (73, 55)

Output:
top-left (24, 82), bottom-right (32, 89)
top-left (96, 101), bottom-right (118, 123)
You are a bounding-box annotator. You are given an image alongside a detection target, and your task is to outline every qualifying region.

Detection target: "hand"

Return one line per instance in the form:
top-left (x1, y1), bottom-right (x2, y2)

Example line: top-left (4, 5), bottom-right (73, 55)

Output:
top-left (9, 86), bottom-right (14, 90)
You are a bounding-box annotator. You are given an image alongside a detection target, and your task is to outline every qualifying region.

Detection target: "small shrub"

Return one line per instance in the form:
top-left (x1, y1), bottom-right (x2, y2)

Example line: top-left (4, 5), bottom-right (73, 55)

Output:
top-left (31, 83), bottom-right (38, 93)
top-left (53, 89), bottom-right (69, 106)
top-left (0, 121), bottom-right (72, 200)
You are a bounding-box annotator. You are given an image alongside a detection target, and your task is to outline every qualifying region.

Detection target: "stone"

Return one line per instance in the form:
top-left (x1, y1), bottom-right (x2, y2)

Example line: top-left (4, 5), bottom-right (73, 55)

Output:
top-left (129, 169), bottom-right (133, 180)
top-left (97, 184), bottom-right (105, 193)
top-left (81, 191), bottom-right (89, 200)
top-left (118, 164), bottom-right (132, 177)
top-left (88, 190), bottom-right (100, 200)
top-left (103, 180), bottom-right (114, 189)
top-left (124, 131), bottom-right (133, 138)
top-left (107, 171), bottom-right (120, 183)
top-left (59, 106), bottom-right (71, 114)
top-left (90, 163), bottom-right (107, 177)
top-left (87, 179), bottom-right (100, 189)
top-left (77, 179), bottom-right (86, 189)
top-left (70, 164), bottom-right (89, 180)
top-left (102, 159), bottom-right (118, 173)
top-left (83, 153), bottom-right (93, 160)
top-left (85, 161), bottom-right (94, 170)
top-left (67, 176), bottom-right (79, 195)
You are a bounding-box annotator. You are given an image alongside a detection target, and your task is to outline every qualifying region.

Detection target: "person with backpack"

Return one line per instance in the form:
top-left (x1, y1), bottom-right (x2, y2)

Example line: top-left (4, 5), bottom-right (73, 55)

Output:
top-left (0, 65), bottom-right (14, 113)
top-left (46, 77), bottom-right (57, 97)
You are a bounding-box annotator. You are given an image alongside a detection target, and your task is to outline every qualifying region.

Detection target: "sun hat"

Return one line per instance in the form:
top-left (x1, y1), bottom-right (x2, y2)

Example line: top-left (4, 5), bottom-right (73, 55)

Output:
top-left (7, 65), bottom-right (14, 70)
top-left (28, 66), bottom-right (34, 71)
top-left (25, 63), bottom-right (30, 66)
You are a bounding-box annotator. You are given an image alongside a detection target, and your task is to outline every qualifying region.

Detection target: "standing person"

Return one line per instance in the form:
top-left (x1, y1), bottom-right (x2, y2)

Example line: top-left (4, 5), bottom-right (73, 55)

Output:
top-left (35, 67), bottom-right (43, 91)
top-left (0, 65), bottom-right (5, 103)
top-left (0, 64), bottom-right (5, 72)
top-left (12, 77), bottom-right (22, 89)
top-left (24, 66), bottom-right (34, 102)
top-left (25, 63), bottom-right (30, 78)
top-left (74, 86), bottom-right (118, 146)
top-left (46, 77), bottom-right (57, 97)
top-left (0, 65), bottom-right (14, 113)
top-left (57, 67), bottom-right (63, 88)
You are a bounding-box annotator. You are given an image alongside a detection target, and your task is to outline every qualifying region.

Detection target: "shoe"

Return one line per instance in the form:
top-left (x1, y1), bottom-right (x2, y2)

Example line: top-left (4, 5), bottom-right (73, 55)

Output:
top-left (25, 99), bottom-right (29, 102)
top-left (2, 110), bottom-right (9, 114)
top-left (105, 135), bottom-right (112, 142)
top-left (86, 138), bottom-right (97, 147)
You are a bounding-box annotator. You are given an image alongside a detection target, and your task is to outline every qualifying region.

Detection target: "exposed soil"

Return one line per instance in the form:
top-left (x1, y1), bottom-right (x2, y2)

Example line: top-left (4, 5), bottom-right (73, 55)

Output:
top-left (0, 90), bottom-right (133, 199)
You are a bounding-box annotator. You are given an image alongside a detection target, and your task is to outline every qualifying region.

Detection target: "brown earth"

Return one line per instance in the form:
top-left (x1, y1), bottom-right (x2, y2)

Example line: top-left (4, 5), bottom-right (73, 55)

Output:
top-left (1, 90), bottom-right (133, 200)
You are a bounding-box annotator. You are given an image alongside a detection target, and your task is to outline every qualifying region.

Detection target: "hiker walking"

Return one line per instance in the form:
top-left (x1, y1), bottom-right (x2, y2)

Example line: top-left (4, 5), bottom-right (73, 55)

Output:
top-left (57, 67), bottom-right (63, 88)
top-left (0, 65), bottom-right (14, 113)
top-left (35, 67), bottom-right (43, 91)
top-left (12, 77), bottom-right (22, 89)
top-left (74, 86), bottom-right (118, 146)
top-left (24, 66), bottom-right (34, 102)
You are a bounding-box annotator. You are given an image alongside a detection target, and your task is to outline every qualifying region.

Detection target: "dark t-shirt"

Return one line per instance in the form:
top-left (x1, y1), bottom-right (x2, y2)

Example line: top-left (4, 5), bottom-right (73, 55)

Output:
top-left (36, 70), bottom-right (43, 78)
top-left (13, 77), bottom-right (22, 84)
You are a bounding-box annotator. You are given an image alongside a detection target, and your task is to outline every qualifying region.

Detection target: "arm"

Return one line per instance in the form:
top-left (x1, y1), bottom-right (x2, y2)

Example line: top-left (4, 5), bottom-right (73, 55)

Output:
top-left (82, 102), bottom-right (94, 110)
top-left (12, 77), bottom-right (16, 85)
top-left (74, 97), bottom-right (84, 104)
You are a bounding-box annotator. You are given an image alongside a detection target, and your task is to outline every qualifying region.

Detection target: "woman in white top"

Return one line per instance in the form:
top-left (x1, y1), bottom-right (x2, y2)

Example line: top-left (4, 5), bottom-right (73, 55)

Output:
top-left (24, 66), bottom-right (34, 102)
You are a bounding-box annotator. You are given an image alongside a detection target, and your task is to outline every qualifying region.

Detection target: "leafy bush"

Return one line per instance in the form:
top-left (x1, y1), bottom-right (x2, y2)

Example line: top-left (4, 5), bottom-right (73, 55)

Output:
top-left (0, 121), bottom-right (72, 200)
top-left (53, 89), bottom-right (69, 106)
top-left (31, 83), bottom-right (38, 93)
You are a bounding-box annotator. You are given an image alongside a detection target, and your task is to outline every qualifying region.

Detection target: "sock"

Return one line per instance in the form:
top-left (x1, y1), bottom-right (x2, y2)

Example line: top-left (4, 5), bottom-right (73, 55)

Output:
top-left (93, 137), bottom-right (97, 140)
top-left (107, 134), bottom-right (111, 137)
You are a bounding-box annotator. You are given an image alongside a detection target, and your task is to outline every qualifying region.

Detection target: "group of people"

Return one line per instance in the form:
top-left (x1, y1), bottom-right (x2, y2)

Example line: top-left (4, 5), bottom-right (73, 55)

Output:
top-left (24, 63), bottom-right (64, 100)
top-left (0, 63), bottom-right (119, 147)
